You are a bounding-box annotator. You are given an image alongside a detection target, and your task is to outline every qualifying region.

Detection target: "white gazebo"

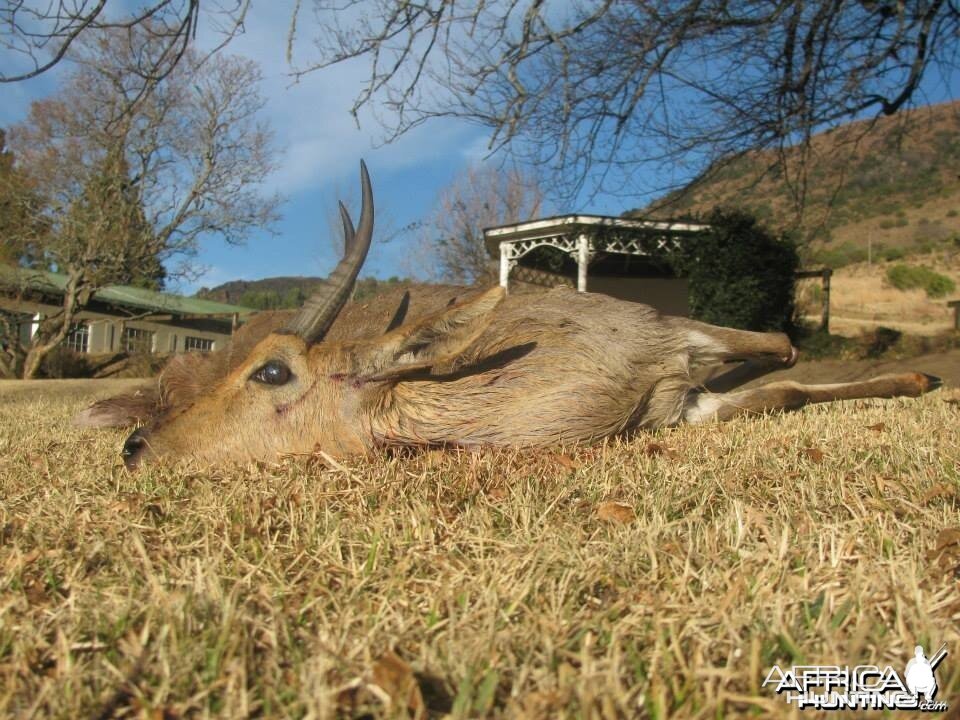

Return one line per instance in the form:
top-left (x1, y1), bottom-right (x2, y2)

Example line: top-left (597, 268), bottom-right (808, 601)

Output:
top-left (484, 214), bottom-right (711, 293)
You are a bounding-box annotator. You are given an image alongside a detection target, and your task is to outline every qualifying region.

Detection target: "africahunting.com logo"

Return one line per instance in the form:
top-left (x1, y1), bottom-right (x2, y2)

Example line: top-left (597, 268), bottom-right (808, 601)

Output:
top-left (763, 643), bottom-right (948, 712)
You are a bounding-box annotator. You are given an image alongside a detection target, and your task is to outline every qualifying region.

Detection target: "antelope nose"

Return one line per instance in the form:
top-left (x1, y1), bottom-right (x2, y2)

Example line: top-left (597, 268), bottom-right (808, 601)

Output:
top-left (122, 428), bottom-right (148, 470)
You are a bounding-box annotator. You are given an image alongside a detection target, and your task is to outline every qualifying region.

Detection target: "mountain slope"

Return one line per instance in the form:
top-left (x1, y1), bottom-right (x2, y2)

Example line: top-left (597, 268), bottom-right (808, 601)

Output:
top-left (196, 276), bottom-right (326, 307)
top-left (632, 100), bottom-right (960, 264)
top-left (196, 276), bottom-right (411, 309)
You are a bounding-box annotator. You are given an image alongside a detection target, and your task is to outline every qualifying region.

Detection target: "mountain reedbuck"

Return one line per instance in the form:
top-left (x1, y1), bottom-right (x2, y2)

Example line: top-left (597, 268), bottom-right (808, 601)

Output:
top-left (77, 162), bottom-right (943, 469)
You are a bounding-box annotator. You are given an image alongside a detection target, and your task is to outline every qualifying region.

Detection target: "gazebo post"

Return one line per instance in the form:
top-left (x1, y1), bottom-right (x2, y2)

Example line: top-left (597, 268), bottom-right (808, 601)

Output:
top-left (499, 241), bottom-right (511, 290)
top-left (821, 269), bottom-right (832, 332)
top-left (576, 233), bottom-right (590, 292)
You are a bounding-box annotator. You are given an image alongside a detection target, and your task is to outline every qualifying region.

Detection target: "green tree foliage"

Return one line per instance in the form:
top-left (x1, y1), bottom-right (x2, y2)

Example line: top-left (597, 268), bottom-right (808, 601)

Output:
top-left (239, 289), bottom-right (284, 310)
top-left (0, 128), bottom-right (45, 267)
top-left (61, 147), bottom-right (165, 289)
top-left (352, 276), bottom-right (406, 302)
top-left (670, 208), bottom-right (799, 332)
top-left (238, 286), bottom-right (310, 310)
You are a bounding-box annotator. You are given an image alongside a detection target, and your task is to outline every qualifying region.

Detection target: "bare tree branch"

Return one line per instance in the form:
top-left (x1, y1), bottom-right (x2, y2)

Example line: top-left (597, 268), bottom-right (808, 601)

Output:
top-left (424, 162), bottom-right (547, 284)
top-left (3, 1), bottom-right (957, 225)
top-left (297, 0), bottom-right (958, 207)
top-left (0, 1), bottom-right (249, 83)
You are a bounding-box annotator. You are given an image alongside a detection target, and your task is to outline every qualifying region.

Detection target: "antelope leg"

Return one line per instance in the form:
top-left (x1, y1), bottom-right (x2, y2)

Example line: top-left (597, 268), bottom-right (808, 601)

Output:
top-left (683, 373), bottom-right (942, 423)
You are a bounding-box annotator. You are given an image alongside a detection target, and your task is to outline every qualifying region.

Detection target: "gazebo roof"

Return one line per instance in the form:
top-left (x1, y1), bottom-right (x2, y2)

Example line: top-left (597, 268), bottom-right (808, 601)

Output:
top-left (483, 214), bottom-right (710, 257)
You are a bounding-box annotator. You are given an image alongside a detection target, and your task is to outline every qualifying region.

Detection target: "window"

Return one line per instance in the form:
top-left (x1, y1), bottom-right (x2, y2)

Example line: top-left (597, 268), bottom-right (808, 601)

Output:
top-left (64, 324), bottom-right (89, 353)
top-left (184, 336), bottom-right (214, 353)
top-left (123, 327), bottom-right (154, 354)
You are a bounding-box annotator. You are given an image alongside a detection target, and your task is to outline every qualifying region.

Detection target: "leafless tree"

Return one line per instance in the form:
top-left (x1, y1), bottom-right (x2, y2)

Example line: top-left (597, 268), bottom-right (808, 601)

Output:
top-left (297, 0), bottom-right (959, 214)
top-left (424, 163), bottom-right (546, 284)
top-left (4, 2), bottom-right (957, 222)
top-left (6, 27), bottom-right (279, 378)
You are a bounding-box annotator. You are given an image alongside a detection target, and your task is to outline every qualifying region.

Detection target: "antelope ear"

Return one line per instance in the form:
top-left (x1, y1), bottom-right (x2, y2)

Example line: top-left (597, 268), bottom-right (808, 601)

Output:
top-left (360, 286), bottom-right (505, 381)
top-left (72, 386), bottom-right (160, 428)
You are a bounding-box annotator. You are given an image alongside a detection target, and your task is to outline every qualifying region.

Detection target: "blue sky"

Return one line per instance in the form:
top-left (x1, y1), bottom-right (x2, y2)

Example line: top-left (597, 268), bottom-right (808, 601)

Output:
top-left (0, 3), bottom-right (626, 295)
top-left (2, 4), bottom-right (956, 296)
top-left (0, 10), bottom-right (445, 291)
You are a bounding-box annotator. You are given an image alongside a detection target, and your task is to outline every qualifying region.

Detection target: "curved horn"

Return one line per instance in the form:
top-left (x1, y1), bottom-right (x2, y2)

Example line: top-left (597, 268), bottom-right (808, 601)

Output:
top-left (283, 160), bottom-right (374, 343)
top-left (339, 200), bottom-right (355, 253)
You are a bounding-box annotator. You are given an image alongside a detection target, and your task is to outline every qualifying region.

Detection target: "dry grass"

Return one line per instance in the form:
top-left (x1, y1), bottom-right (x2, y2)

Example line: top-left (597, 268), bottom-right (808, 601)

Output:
top-left (1, 380), bottom-right (959, 718)
top-left (798, 251), bottom-right (960, 337)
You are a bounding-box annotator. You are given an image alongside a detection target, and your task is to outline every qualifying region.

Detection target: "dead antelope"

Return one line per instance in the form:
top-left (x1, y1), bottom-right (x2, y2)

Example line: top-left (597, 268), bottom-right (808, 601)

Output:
top-left (77, 162), bottom-right (943, 469)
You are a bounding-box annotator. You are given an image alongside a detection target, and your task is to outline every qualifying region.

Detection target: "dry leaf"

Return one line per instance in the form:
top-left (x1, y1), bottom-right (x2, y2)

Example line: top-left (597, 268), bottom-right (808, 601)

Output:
top-left (372, 651), bottom-right (424, 719)
top-left (865, 422), bottom-right (886, 432)
top-left (597, 501), bottom-right (635, 524)
top-left (931, 528), bottom-right (960, 556)
top-left (486, 485), bottom-right (508, 502)
top-left (644, 442), bottom-right (666, 456)
top-left (928, 527), bottom-right (960, 579)
top-left (921, 483), bottom-right (958, 505)
top-left (552, 453), bottom-right (580, 471)
top-left (802, 447), bottom-right (824, 463)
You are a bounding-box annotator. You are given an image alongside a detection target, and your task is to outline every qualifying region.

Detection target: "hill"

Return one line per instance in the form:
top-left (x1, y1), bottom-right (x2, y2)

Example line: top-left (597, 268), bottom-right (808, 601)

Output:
top-left (195, 276), bottom-right (326, 307)
top-left (632, 100), bottom-right (960, 267)
top-left (195, 275), bottom-right (412, 309)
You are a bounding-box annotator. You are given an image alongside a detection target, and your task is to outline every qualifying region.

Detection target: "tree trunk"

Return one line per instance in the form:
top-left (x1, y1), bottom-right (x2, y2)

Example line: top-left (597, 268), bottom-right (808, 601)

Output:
top-left (22, 344), bottom-right (50, 379)
top-left (0, 350), bottom-right (24, 379)
top-left (21, 270), bottom-right (88, 379)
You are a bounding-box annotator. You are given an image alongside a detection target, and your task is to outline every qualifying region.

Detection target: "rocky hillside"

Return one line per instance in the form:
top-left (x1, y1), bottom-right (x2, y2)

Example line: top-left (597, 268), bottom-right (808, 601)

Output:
top-left (633, 100), bottom-right (960, 266)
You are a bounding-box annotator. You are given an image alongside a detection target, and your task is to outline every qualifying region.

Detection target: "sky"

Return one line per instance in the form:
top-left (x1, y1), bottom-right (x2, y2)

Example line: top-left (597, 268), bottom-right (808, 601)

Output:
top-left (0, 2), bottom-right (626, 296)
top-left (2, 3), bottom-right (957, 296)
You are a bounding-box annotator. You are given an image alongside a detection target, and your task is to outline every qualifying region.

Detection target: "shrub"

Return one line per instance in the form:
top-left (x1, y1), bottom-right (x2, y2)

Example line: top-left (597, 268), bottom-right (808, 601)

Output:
top-left (792, 326), bottom-right (855, 359)
top-left (863, 327), bottom-right (902, 359)
top-left (880, 246), bottom-right (906, 261)
top-left (885, 264), bottom-right (956, 298)
top-left (669, 208), bottom-right (799, 332)
top-left (810, 242), bottom-right (868, 268)
top-left (39, 347), bottom-right (90, 378)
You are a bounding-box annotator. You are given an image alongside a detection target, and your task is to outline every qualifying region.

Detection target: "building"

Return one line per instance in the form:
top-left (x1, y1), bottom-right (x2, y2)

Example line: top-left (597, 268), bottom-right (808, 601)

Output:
top-left (0, 265), bottom-right (255, 355)
top-left (484, 214), bottom-right (711, 315)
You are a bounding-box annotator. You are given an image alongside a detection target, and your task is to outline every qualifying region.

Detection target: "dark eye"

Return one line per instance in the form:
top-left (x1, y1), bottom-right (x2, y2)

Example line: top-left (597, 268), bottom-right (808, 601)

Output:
top-left (251, 360), bottom-right (292, 386)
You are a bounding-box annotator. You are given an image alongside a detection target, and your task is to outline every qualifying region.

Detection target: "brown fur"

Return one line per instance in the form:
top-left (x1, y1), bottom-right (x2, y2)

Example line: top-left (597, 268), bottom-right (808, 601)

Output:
top-left (74, 286), bottom-right (469, 428)
top-left (83, 284), bottom-right (941, 469)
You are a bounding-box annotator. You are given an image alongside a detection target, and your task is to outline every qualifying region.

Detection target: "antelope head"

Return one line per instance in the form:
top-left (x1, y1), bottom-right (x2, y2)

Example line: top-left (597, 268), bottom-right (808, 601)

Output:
top-left (120, 162), bottom-right (505, 469)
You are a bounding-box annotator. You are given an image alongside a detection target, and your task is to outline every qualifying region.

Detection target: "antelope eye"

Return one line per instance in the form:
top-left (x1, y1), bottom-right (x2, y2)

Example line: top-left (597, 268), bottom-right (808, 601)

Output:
top-left (251, 360), bottom-right (292, 386)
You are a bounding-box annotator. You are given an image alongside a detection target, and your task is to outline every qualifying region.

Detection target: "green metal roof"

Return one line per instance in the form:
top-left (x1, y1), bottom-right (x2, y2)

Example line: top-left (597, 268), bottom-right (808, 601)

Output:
top-left (0, 265), bottom-right (255, 317)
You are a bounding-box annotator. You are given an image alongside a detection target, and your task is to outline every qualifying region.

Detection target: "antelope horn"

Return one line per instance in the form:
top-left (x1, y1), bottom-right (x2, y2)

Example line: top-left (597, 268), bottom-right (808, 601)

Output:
top-left (339, 200), bottom-right (355, 253)
top-left (283, 160), bottom-right (374, 343)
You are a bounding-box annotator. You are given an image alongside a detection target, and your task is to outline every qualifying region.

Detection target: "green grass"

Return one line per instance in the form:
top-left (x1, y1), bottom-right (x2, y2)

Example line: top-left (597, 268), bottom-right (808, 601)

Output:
top-left (1, 382), bottom-right (959, 717)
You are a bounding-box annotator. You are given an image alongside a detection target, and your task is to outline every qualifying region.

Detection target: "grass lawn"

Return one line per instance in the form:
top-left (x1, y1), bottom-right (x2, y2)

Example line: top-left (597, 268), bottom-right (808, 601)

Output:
top-left (1, 378), bottom-right (959, 718)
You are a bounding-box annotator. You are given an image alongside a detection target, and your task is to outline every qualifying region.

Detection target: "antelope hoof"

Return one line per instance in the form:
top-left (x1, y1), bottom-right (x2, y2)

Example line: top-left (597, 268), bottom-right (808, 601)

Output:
top-left (921, 373), bottom-right (943, 393)
top-left (784, 346), bottom-right (800, 368)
